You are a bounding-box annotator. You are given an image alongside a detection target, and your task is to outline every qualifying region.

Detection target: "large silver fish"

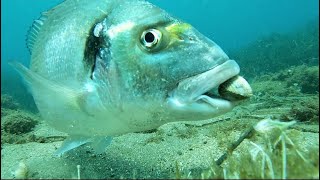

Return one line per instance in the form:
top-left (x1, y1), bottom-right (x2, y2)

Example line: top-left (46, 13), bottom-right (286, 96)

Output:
top-left (11, 0), bottom-right (252, 156)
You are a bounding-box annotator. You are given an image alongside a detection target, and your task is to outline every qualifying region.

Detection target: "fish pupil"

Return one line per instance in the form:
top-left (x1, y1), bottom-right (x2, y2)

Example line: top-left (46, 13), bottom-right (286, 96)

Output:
top-left (145, 32), bottom-right (155, 43)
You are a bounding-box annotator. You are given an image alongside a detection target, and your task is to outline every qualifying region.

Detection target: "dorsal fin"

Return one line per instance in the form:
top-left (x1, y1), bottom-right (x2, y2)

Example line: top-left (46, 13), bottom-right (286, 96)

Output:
top-left (26, 12), bottom-right (48, 53)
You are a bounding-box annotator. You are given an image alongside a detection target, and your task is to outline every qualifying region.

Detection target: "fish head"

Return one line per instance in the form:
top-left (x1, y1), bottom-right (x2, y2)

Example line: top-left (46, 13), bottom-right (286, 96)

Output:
top-left (92, 0), bottom-right (252, 125)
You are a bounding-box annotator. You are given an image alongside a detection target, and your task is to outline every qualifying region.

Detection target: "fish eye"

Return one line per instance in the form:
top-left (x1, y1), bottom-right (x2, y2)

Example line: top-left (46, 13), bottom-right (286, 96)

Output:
top-left (141, 29), bottom-right (162, 49)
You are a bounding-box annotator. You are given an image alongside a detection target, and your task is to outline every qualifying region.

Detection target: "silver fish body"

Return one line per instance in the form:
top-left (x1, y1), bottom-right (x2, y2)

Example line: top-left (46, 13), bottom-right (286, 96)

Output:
top-left (11, 0), bottom-right (252, 154)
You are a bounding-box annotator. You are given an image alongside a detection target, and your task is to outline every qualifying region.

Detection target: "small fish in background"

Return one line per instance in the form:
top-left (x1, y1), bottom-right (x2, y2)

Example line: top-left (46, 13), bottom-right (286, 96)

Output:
top-left (10, 0), bottom-right (252, 156)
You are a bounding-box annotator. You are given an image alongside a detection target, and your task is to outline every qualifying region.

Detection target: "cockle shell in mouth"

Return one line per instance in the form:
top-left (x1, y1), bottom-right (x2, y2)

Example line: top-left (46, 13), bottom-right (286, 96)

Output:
top-left (218, 75), bottom-right (253, 101)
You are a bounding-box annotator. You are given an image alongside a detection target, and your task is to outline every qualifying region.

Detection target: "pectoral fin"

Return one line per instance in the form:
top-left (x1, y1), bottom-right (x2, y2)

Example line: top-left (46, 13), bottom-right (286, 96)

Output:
top-left (54, 135), bottom-right (91, 157)
top-left (9, 61), bottom-right (83, 111)
top-left (90, 136), bottom-right (113, 154)
top-left (54, 136), bottom-right (113, 157)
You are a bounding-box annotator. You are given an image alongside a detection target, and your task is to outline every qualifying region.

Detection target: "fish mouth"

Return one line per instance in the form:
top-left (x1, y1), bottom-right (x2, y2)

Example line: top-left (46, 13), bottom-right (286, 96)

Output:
top-left (167, 60), bottom-right (252, 115)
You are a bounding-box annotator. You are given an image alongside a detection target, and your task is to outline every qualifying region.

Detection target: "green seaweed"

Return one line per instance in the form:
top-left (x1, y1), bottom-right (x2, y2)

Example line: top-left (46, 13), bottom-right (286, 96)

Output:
top-left (144, 129), bottom-right (166, 145)
top-left (280, 96), bottom-right (319, 123)
top-left (173, 119), bottom-right (319, 179)
top-left (1, 94), bottom-right (20, 110)
top-left (230, 20), bottom-right (319, 79)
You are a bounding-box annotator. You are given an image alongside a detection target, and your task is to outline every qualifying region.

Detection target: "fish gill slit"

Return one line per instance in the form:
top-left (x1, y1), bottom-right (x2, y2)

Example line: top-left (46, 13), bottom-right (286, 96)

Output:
top-left (84, 18), bottom-right (110, 80)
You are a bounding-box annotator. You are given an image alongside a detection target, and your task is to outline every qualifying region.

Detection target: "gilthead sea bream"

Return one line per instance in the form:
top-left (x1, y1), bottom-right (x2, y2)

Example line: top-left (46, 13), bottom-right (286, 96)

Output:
top-left (11, 0), bottom-right (252, 156)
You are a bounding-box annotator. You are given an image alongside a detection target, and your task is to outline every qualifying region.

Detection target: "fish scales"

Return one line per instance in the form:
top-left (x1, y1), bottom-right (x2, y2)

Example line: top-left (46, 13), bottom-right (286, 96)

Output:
top-left (30, 0), bottom-right (112, 86)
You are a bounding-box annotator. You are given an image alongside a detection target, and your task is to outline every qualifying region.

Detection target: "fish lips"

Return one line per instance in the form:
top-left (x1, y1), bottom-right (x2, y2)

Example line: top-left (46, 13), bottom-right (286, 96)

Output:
top-left (167, 60), bottom-right (252, 116)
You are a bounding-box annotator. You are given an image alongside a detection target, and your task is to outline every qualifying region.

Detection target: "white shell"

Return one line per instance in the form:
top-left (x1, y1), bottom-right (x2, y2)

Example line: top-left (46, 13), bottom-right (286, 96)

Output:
top-left (219, 75), bottom-right (253, 100)
top-left (13, 161), bottom-right (28, 179)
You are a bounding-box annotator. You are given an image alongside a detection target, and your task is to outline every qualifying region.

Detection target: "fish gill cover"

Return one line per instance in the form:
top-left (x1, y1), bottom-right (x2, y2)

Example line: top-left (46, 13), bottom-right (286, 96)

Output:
top-left (1, 0), bottom-right (319, 179)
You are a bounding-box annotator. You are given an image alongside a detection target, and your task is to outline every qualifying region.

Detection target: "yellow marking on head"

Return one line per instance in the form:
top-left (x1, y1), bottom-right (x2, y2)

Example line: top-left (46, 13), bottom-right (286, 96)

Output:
top-left (165, 23), bottom-right (191, 40)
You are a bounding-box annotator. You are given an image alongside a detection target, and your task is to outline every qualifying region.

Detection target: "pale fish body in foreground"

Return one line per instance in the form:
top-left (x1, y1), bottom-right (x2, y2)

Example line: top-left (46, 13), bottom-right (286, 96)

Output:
top-left (11, 0), bottom-right (252, 156)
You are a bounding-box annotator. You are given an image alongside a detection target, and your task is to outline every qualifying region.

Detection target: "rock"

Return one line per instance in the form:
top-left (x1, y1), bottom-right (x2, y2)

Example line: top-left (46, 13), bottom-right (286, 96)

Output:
top-left (1, 94), bottom-right (20, 110)
top-left (2, 111), bottom-right (38, 134)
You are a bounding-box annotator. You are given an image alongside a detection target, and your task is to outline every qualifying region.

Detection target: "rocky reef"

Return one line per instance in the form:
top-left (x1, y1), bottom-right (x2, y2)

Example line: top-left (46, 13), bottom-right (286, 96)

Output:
top-left (1, 94), bottom-right (20, 110)
top-left (1, 94), bottom-right (40, 146)
top-left (250, 65), bottom-right (319, 123)
top-left (2, 112), bottom-right (38, 134)
top-left (230, 20), bottom-right (319, 79)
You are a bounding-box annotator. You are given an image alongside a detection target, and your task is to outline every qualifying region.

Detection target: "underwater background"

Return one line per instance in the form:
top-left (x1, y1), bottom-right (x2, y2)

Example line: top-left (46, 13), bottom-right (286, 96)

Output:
top-left (1, 0), bottom-right (319, 179)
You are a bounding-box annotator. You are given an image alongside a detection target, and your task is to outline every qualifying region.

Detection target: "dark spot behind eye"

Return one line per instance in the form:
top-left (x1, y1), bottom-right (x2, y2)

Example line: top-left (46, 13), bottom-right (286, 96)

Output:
top-left (145, 32), bottom-right (155, 43)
